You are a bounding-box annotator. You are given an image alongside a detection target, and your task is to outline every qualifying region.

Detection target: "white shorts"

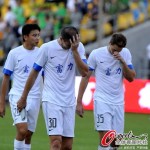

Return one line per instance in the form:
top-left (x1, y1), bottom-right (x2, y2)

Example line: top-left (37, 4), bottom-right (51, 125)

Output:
top-left (94, 100), bottom-right (124, 134)
top-left (9, 95), bottom-right (41, 132)
top-left (42, 102), bottom-right (75, 137)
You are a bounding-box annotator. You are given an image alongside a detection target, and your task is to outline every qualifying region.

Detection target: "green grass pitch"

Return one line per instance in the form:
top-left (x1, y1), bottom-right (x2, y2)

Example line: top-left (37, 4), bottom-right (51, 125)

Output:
top-left (0, 105), bottom-right (150, 150)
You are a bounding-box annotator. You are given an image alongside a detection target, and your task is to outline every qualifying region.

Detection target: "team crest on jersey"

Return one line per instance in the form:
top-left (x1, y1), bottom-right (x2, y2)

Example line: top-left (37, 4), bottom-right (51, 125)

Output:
top-left (105, 68), bottom-right (111, 76)
top-left (23, 65), bottom-right (30, 73)
top-left (56, 64), bottom-right (63, 73)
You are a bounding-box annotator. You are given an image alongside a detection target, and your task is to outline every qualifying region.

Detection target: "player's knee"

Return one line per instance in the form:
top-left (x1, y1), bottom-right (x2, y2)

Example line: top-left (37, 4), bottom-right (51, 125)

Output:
top-left (51, 138), bottom-right (62, 149)
top-left (18, 127), bottom-right (28, 137)
top-left (17, 124), bottom-right (28, 137)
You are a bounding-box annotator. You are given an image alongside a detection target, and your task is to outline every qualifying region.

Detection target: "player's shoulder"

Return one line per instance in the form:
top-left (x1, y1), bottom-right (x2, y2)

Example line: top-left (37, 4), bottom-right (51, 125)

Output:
top-left (120, 48), bottom-right (132, 59)
top-left (92, 46), bottom-right (107, 55)
top-left (41, 39), bottom-right (57, 47)
top-left (79, 42), bottom-right (84, 47)
top-left (34, 46), bottom-right (39, 52)
top-left (40, 39), bottom-right (58, 50)
top-left (34, 46), bottom-right (39, 50)
top-left (8, 45), bottom-right (24, 55)
top-left (77, 42), bottom-right (85, 52)
top-left (121, 47), bottom-right (131, 54)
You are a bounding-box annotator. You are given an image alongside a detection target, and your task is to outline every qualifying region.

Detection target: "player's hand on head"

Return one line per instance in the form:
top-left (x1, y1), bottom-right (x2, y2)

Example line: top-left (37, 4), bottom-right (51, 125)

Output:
top-left (17, 97), bottom-right (26, 112)
top-left (70, 34), bottom-right (80, 51)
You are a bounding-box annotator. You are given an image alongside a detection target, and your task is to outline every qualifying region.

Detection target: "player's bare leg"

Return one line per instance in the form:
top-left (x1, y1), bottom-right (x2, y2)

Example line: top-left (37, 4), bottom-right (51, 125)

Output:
top-left (61, 137), bottom-right (73, 150)
top-left (16, 123), bottom-right (28, 140)
top-left (14, 123), bottom-right (28, 150)
top-left (50, 135), bottom-right (62, 150)
top-left (25, 130), bottom-right (33, 144)
top-left (98, 131), bottom-right (110, 150)
top-left (24, 130), bottom-right (33, 150)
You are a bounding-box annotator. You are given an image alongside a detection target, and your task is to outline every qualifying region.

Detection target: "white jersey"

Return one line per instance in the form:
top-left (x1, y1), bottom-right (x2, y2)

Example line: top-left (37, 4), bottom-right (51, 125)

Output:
top-left (88, 46), bottom-right (133, 105)
top-left (33, 39), bottom-right (86, 106)
top-left (3, 45), bottom-right (42, 98)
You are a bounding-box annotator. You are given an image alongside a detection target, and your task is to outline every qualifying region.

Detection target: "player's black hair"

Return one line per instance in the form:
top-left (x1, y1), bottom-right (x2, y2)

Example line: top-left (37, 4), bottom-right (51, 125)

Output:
top-left (110, 33), bottom-right (127, 48)
top-left (22, 24), bottom-right (41, 42)
top-left (60, 26), bottom-right (78, 41)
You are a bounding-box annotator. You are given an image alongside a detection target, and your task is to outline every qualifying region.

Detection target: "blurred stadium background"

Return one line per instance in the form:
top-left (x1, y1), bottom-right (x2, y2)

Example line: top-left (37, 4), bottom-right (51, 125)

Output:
top-left (0, 0), bottom-right (150, 149)
top-left (0, 0), bottom-right (150, 77)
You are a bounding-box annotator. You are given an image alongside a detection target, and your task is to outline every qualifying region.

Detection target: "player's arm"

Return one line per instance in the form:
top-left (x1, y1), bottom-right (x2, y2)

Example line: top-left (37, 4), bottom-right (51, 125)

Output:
top-left (113, 51), bottom-right (136, 82)
top-left (121, 62), bottom-right (136, 82)
top-left (17, 68), bottom-right (40, 112)
top-left (76, 70), bottom-right (93, 117)
top-left (72, 50), bottom-right (88, 77)
top-left (0, 74), bottom-right (10, 118)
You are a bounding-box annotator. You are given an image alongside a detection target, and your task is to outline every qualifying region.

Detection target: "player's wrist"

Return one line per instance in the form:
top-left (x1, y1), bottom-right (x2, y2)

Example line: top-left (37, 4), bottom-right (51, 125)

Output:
top-left (20, 95), bottom-right (27, 102)
top-left (77, 101), bottom-right (82, 104)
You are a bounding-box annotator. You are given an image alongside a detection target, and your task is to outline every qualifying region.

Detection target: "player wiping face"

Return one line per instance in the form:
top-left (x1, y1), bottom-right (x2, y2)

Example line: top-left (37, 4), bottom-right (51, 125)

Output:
top-left (108, 43), bottom-right (128, 65)
top-left (108, 43), bottom-right (123, 54)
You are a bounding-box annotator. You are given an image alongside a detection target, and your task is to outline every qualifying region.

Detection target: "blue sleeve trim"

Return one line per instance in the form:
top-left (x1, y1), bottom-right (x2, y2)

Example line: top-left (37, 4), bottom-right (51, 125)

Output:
top-left (128, 64), bottom-right (134, 69)
top-left (33, 63), bottom-right (42, 72)
top-left (3, 68), bottom-right (13, 76)
top-left (89, 67), bottom-right (94, 71)
top-left (82, 59), bottom-right (87, 64)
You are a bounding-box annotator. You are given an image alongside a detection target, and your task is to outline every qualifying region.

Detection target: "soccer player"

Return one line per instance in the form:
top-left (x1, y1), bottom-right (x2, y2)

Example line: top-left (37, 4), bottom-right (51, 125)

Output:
top-left (17, 26), bottom-right (88, 150)
top-left (76, 33), bottom-right (136, 150)
top-left (0, 24), bottom-right (42, 150)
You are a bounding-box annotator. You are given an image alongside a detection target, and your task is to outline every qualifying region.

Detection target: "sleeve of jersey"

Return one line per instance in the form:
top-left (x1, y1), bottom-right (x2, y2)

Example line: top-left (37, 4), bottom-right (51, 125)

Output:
top-left (125, 49), bottom-right (134, 70)
top-left (88, 51), bottom-right (96, 71)
top-left (78, 43), bottom-right (87, 64)
top-left (3, 51), bottom-right (15, 76)
top-left (33, 44), bottom-right (48, 72)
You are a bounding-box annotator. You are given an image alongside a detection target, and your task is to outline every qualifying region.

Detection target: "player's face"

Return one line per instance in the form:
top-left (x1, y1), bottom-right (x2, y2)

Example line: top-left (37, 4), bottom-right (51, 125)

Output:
top-left (109, 44), bottom-right (123, 54)
top-left (60, 38), bottom-right (71, 50)
top-left (24, 30), bottom-right (40, 47)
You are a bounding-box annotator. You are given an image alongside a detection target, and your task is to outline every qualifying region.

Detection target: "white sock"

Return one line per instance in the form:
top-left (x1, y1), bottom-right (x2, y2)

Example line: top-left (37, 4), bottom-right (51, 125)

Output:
top-left (98, 145), bottom-right (110, 150)
top-left (24, 144), bottom-right (31, 150)
top-left (14, 139), bottom-right (24, 150)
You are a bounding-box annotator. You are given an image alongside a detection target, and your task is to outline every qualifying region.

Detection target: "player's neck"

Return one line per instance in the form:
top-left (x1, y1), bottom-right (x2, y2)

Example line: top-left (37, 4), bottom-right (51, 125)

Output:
top-left (107, 45), bottom-right (113, 54)
top-left (23, 43), bottom-right (34, 50)
top-left (57, 38), bottom-right (62, 47)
